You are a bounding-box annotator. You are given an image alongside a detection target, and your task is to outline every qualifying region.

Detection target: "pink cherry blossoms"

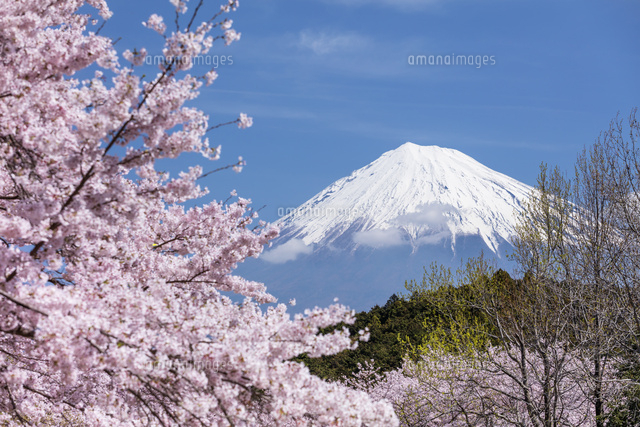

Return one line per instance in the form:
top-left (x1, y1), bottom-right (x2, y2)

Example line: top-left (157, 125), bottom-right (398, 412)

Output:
top-left (0, 0), bottom-right (397, 425)
top-left (349, 347), bottom-right (624, 427)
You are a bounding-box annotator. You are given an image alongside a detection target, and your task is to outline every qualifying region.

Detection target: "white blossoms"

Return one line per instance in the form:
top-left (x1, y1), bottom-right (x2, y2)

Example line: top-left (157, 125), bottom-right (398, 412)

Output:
top-left (232, 156), bottom-right (246, 173)
top-left (123, 48), bottom-right (147, 66)
top-left (144, 14), bottom-right (166, 35)
top-left (238, 113), bottom-right (253, 129)
top-left (170, 0), bottom-right (188, 14)
top-left (204, 70), bottom-right (218, 86)
top-left (220, 19), bottom-right (233, 31)
top-left (224, 29), bottom-right (241, 45)
top-left (221, 0), bottom-right (239, 13)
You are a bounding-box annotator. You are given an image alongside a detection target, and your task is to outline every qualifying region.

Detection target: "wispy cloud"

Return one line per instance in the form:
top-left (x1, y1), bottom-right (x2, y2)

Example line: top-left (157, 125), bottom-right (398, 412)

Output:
top-left (261, 239), bottom-right (314, 264)
top-left (353, 228), bottom-right (405, 248)
top-left (297, 30), bottom-right (371, 55)
top-left (320, 0), bottom-right (444, 11)
top-left (352, 204), bottom-right (458, 249)
top-left (397, 203), bottom-right (457, 229)
top-left (228, 28), bottom-right (427, 81)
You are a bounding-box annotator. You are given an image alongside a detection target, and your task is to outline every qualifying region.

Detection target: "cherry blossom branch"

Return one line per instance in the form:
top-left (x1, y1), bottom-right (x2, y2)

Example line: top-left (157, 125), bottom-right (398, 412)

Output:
top-left (206, 118), bottom-right (240, 132)
top-left (198, 158), bottom-right (246, 180)
top-left (0, 289), bottom-right (48, 317)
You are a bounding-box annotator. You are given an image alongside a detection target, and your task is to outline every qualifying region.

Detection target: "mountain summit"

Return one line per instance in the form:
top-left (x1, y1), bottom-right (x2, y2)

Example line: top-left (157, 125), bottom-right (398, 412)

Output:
top-left (266, 143), bottom-right (532, 263)
top-left (241, 143), bottom-right (534, 310)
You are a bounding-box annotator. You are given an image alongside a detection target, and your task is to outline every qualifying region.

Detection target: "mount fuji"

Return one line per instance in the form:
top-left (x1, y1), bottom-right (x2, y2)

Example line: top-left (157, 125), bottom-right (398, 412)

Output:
top-left (238, 143), bottom-right (534, 311)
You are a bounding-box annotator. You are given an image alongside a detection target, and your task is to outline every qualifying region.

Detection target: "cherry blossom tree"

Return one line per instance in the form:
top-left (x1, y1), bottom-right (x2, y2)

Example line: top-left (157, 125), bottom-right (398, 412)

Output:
top-left (0, 0), bottom-right (397, 425)
top-left (350, 347), bottom-right (624, 427)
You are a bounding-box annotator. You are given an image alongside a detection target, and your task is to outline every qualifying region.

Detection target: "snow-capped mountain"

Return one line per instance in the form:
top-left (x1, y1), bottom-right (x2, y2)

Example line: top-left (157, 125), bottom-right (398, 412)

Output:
top-left (264, 142), bottom-right (532, 263)
top-left (239, 143), bottom-right (534, 311)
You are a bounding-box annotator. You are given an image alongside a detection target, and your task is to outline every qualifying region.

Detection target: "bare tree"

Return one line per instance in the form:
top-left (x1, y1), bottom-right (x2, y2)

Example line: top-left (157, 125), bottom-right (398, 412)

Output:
top-left (384, 110), bottom-right (640, 426)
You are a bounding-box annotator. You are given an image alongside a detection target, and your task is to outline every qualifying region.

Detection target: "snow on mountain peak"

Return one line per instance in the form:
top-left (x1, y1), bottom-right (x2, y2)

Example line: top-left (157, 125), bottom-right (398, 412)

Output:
top-left (265, 143), bottom-right (533, 264)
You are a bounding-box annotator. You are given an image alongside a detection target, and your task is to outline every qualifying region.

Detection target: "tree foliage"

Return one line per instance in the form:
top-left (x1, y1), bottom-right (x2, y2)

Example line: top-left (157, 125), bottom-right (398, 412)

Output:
top-left (300, 263), bottom-right (498, 382)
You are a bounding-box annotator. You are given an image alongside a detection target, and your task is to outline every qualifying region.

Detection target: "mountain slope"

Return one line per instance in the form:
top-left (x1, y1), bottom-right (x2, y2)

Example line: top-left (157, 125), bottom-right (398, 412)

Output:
top-left (271, 142), bottom-right (532, 259)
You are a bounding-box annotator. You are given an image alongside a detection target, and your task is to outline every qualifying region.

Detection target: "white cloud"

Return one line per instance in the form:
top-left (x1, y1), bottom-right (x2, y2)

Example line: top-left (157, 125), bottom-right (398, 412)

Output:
top-left (396, 203), bottom-right (458, 229)
top-left (261, 239), bottom-right (314, 264)
top-left (353, 228), bottom-right (405, 248)
top-left (297, 30), bottom-right (370, 55)
top-left (352, 204), bottom-right (458, 250)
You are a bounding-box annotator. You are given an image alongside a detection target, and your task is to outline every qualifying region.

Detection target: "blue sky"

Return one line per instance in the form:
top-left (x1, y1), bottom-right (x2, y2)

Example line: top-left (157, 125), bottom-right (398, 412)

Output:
top-left (103, 0), bottom-right (640, 223)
